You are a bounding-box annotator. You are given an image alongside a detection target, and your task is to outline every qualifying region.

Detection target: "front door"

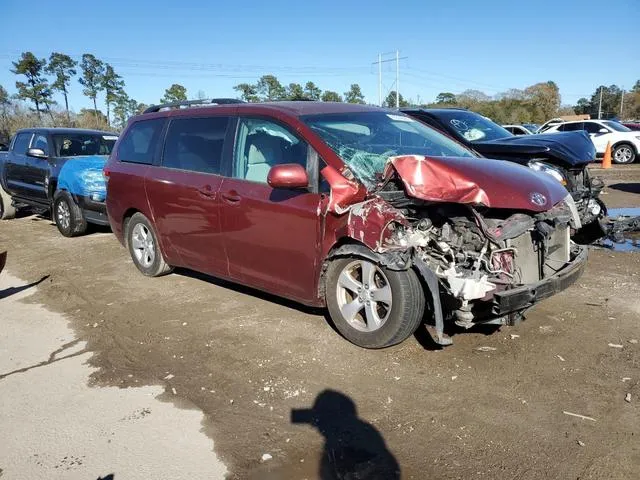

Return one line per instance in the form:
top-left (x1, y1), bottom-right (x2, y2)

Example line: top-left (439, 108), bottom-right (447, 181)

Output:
top-left (4, 131), bottom-right (33, 198)
top-left (583, 122), bottom-right (609, 154)
top-left (218, 117), bottom-right (322, 302)
top-left (23, 133), bottom-right (50, 201)
top-left (145, 115), bottom-right (230, 275)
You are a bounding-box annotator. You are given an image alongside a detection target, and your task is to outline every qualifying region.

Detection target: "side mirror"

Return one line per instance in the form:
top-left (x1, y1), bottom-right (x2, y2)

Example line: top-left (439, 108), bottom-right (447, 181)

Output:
top-left (26, 147), bottom-right (47, 159)
top-left (598, 128), bottom-right (609, 134)
top-left (267, 163), bottom-right (309, 189)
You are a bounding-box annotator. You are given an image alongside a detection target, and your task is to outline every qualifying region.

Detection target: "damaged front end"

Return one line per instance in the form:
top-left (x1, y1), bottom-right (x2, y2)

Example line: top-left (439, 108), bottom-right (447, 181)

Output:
top-left (331, 155), bottom-right (588, 346)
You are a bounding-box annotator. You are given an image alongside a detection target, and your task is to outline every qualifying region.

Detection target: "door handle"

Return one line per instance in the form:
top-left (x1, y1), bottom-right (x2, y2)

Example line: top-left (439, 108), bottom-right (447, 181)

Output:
top-left (221, 191), bottom-right (241, 204)
top-left (197, 185), bottom-right (216, 198)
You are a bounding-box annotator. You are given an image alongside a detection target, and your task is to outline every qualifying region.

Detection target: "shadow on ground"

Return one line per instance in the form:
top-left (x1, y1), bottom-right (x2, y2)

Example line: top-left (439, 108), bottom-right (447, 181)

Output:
top-left (608, 182), bottom-right (640, 194)
top-left (292, 389), bottom-right (400, 480)
top-left (0, 275), bottom-right (49, 300)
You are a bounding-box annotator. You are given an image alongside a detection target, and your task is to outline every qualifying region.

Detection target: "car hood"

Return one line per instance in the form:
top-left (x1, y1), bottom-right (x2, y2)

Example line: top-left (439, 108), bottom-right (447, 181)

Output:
top-left (58, 155), bottom-right (109, 200)
top-left (382, 155), bottom-right (569, 212)
top-left (471, 131), bottom-right (596, 167)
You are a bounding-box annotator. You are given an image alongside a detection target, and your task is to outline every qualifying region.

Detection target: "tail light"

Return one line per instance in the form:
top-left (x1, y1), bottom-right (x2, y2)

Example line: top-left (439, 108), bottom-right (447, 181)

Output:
top-left (103, 167), bottom-right (110, 182)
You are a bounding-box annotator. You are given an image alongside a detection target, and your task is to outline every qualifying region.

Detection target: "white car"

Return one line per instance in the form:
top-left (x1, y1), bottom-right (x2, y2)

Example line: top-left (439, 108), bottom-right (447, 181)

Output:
top-left (544, 119), bottom-right (640, 164)
top-left (503, 124), bottom-right (535, 135)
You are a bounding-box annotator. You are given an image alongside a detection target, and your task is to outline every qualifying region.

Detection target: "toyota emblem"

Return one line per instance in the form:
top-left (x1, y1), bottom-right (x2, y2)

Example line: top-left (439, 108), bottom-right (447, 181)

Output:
top-left (530, 192), bottom-right (547, 207)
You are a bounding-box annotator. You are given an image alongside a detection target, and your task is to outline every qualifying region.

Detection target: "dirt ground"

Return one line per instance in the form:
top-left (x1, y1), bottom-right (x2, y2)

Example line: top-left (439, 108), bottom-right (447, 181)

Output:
top-left (1, 165), bottom-right (639, 479)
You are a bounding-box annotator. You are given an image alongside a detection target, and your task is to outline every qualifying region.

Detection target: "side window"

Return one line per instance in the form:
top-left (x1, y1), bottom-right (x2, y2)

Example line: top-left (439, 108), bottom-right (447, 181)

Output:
top-left (583, 122), bottom-right (605, 134)
top-left (12, 133), bottom-right (33, 154)
top-left (162, 117), bottom-right (229, 174)
top-left (117, 118), bottom-right (165, 164)
top-left (233, 118), bottom-right (308, 184)
top-left (562, 123), bottom-right (582, 132)
top-left (31, 134), bottom-right (49, 155)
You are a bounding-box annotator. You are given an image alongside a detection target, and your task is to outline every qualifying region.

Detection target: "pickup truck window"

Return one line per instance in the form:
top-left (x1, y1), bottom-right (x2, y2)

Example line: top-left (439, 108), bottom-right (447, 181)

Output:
top-left (32, 134), bottom-right (49, 155)
top-left (53, 133), bottom-right (116, 157)
top-left (118, 119), bottom-right (164, 165)
top-left (12, 132), bottom-right (33, 154)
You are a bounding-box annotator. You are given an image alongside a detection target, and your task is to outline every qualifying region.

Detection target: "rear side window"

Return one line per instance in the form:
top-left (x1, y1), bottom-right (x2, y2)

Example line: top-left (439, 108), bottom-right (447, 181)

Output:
top-left (162, 117), bottom-right (229, 174)
top-left (12, 132), bottom-right (32, 154)
top-left (118, 118), bottom-right (164, 164)
top-left (583, 122), bottom-right (604, 134)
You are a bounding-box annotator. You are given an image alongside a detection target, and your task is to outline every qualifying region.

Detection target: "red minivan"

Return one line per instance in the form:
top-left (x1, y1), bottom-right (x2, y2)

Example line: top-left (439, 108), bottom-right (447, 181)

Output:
top-left (105, 100), bottom-right (587, 349)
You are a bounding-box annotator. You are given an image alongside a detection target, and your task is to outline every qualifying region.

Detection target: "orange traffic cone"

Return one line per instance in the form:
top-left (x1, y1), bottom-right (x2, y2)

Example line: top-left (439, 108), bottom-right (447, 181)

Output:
top-left (602, 141), bottom-right (612, 169)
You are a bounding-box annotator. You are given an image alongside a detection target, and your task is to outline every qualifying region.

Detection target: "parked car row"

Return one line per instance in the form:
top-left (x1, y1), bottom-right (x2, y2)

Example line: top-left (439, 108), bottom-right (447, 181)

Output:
top-left (1, 101), bottom-right (590, 350)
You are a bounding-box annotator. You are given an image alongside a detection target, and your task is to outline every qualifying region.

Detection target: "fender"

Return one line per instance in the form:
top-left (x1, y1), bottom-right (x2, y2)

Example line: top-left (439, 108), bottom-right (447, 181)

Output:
top-left (56, 155), bottom-right (108, 202)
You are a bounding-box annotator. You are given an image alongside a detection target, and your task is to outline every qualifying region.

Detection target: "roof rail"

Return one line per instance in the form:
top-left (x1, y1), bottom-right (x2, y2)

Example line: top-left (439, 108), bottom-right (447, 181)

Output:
top-left (143, 98), bottom-right (245, 114)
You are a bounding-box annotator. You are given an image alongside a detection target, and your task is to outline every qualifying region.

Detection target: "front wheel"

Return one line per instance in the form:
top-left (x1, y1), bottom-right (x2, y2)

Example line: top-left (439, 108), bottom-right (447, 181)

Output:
top-left (126, 212), bottom-right (173, 277)
top-left (612, 144), bottom-right (636, 164)
top-left (53, 191), bottom-right (87, 237)
top-left (325, 257), bottom-right (425, 349)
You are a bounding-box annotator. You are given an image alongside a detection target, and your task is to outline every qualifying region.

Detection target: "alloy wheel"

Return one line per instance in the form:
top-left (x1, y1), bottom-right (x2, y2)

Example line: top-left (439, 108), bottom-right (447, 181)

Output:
top-left (56, 200), bottom-right (71, 230)
top-left (614, 146), bottom-right (633, 163)
top-left (131, 223), bottom-right (155, 268)
top-left (335, 259), bottom-right (393, 332)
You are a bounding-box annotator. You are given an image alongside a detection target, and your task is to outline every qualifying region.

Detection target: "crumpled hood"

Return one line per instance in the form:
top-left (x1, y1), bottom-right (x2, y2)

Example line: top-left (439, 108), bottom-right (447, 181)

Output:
top-left (383, 155), bottom-right (569, 212)
top-left (57, 155), bottom-right (109, 200)
top-left (472, 131), bottom-right (596, 167)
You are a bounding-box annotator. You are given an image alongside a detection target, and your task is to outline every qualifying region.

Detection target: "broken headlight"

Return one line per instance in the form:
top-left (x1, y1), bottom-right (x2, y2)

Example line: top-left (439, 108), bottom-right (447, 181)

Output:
top-left (528, 160), bottom-right (567, 186)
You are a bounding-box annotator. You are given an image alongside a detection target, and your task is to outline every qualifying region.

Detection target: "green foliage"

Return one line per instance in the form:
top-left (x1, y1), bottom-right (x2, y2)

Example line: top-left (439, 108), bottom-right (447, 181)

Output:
top-left (113, 93), bottom-right (139, 129)
top-left (161, 84), bottom-right (187, 104)
top-left (102, 64), bottom-right (125, 126)
top-left (78, 54), bottom-right (105, 113)
top-left (344, 84), bottom-right (365, 104)
top-left (383, 91), bottom-right (409, 108)
top-left (45, 53), bottom-right (77, 117)
top-left (304, 82), bottom-right (322, 101)
top-left (11, 51), bottom-right (53, 117)
top-left (286, 83), bottom-right (306, 100)
top-left (234, 83), bottom-right (259, 102)
top-left (256, 75), bottom-right (286, 101)
top-left (435, 92), bottom-right (456, 104)
top-left (321, 90), bottom-right (343, 102)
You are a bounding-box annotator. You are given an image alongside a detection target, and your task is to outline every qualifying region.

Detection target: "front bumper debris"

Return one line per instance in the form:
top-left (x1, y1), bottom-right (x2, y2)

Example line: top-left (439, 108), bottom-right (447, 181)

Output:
top-left (491, 245), bottom-right (588, 314)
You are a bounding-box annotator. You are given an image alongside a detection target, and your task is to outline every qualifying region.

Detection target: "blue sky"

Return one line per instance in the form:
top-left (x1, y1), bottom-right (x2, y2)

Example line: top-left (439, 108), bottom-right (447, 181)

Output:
top-left (1, 0), bottom-right (638, 111)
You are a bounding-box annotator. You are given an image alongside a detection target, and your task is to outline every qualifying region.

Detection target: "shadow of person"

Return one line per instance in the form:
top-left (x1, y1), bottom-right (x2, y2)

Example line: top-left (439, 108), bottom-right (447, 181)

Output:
top-left (292, 389), bottom-right (400, 480)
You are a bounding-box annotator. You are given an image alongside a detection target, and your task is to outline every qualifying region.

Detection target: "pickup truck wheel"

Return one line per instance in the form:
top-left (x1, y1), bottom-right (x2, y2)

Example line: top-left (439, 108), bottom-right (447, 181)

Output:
top-left (53, 191), bottom-right (87, 237)
top-left (612, 144), bottom-right (636, 164)
top-left (126, 212), bottom-right (173, 277)
top-left (325, 257), bottom-right (425, 349)
top-left (0, 184), bottom-right (16, 220)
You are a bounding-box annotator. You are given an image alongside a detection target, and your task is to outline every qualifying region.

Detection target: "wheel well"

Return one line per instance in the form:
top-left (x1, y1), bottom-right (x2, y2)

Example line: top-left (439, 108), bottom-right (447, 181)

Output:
top-left (47, 178), bottom-right (57, 201)
top-left (122, 208), bottom-right (141, 247)
top-left (612, 141), bottom-right (637, 154)
top-left (317, 238), bottom-right (369, 301)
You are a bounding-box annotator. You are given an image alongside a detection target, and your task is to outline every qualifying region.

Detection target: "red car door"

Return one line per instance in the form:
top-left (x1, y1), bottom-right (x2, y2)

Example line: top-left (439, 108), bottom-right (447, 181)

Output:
top-left (218, 116), bottom-right (323, 303)
top-left (145, 116), bottom-right (231, 275)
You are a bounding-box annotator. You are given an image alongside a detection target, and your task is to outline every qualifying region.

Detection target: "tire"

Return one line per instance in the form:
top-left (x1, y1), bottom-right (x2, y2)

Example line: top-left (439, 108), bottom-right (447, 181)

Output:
top-left (325, 256), bottom-right (425, 349)
top-left (612, 144), bottom-right (636, 164)
top-left (0, 182), bottom-right (16, 220)
top-left (53, 191), bottom-right (87, 237)
top-left (126, 212), bottom-right (173, 277)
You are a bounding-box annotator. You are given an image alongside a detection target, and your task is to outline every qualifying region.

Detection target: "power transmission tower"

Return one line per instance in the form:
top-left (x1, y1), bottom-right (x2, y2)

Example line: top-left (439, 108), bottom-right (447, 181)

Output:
top-left (372, 51), bottom-right (408, 108)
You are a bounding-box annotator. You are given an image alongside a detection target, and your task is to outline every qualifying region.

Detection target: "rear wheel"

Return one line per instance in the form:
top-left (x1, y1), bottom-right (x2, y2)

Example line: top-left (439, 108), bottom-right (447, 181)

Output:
top-left (126, 212), bottom-right (173, 277)
top-left (612, 144), bottom-right (636, 164)
top-left (0, 183), bottom-right (16, 220)
top-left (325, 257), bottom-right (425, 349)
top-left (53, 191), bottom-right (87, 237)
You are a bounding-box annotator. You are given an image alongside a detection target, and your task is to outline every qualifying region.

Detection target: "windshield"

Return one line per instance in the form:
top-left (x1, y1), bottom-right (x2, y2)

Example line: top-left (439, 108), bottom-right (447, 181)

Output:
top-left (603, 121), bottom-right (631, 132)
top-left (523, 123), bottom-right (539, 133)
top-left (302, 111), bottom-right (477, 188)
top-left (433, 110), bottom-right (513, 142)
top-left (53, 133), bottom-right (118, 157)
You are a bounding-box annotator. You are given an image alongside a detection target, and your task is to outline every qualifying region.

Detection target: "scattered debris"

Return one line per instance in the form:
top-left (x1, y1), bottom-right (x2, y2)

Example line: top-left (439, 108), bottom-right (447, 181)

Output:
top-left (394, 376), bottom-right (401, 381)
top-left (164, 374), bottom-right (174, 380)
top-left (171, 387), bottom-right (177, 395)
top-left (585, 302), bottom-right (604, 307)
top-left (229, 399), bottom-right (234, 404)
top-left (451, 375), bottom-right (458, 381)
top-left (556, 355), bottom-right (566, 362)
top-left (622, 377), bottom-right (632, 383)
top-left (510, 334), bottom-right (520, 339)
top-left (629, 339), bottom-right (638, 344)
top-left (539, 325), bottom-right (553, 334)
top-left (563, 411), bottom-right (596, 422)
top-left (625, 393), bottom-right (631, 403)
top-left (182, 322), bottom-right (188, 326)
top-left (475, 346), bottom-right (497, 352)
top-left (577, 440), bottom-right (585, 447)
top-left (260, 453), bottom-right (272, 462)
top-left (92, 322), bottom-right (98, 328)
top-left (608, 343), bottom-right (624, 349)
top-left (387, 396), bottom-right (393, 404)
